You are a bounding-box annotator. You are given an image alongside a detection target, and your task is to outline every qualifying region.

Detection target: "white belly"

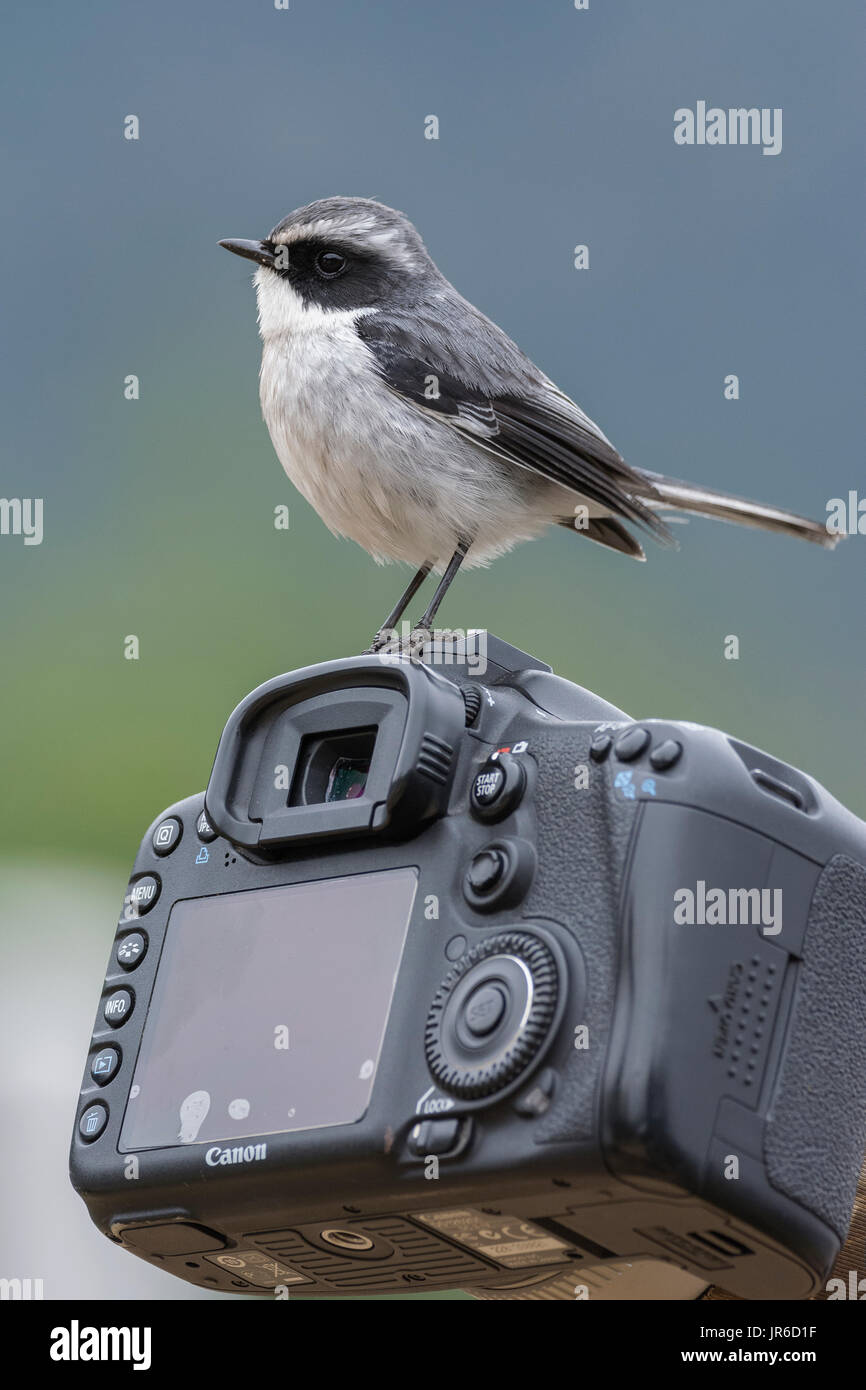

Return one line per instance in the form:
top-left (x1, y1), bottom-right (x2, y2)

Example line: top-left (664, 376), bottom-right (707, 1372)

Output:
top-left (256, 280), bottom-right (570, 569)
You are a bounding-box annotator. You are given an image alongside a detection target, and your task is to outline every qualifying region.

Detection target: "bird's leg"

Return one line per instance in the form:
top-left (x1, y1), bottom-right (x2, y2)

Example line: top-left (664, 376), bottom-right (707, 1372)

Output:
top-left (365, 561), bottom-right (433, 653)
top-left (408, 537), bottom-right (472, 655)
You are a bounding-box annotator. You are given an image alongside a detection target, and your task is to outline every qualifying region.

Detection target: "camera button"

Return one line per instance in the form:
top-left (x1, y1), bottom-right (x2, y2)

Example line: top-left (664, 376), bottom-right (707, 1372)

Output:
top-left (409, 1117), bottom-right (467, 1157)
top-left (78, 1103), bottom-right (108, 1142)
top-left (426, 933), bottom-right (560, 1099)
top-left (463, 838), bottom-right (536, 913)
top-left (472, 764), bottom-right (505, 804)
top-left (513, 1067), bottom-right (557, 1118)
top-left (320, 1229), bottom-right (375, 1252)
top-left (196, 809), bottom-right (218, 843)
top-left (615, 726), bottom-right (651, 761)
top-left (463, 983), bottom-right (508, 1037)
top-left (467, 848), bottom-right (507, 894)
top-left (590, 732), bottom-right (613, 761)
top-left (103, 989), bottom-right (133, 1028)
top-left (120, 1222), bottom-right (226, 1255)
top-left (90, 1047), bottom-right (121, 1085)
top-left (123, 874), bottom-right (160, 918)
top-left (650, 738), bottom-right (683, 771)
top-left (115, 932), bottom-right (147, 970)
top-left (470, 754), bottom-right (526, 822)
top-left (152, 817), bottom-right (182, 856)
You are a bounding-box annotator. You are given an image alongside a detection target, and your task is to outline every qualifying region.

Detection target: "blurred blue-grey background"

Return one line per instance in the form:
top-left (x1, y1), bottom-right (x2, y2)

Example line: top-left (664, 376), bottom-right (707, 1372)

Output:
top-left (0, 0), bottom-right (862, 1300)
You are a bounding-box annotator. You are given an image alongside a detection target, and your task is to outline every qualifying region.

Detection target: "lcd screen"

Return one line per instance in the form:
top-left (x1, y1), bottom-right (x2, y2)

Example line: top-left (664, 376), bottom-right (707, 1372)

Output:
top-left (119, 867), bottom-right (418, 1151)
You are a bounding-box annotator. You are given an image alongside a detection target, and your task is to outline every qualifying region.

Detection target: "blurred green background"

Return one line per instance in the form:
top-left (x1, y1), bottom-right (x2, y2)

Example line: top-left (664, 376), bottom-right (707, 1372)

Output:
top-left (0, 0), bottom-right (862, 1299)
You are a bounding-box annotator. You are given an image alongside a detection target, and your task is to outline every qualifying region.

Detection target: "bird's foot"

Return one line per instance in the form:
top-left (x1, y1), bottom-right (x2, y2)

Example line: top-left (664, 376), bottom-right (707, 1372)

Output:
top-left (363, 629), bottom-right (390, 655)
top-left (406, 625), bottom-right (430, 659)
top-left (362, 626), bottom-right (431, 659)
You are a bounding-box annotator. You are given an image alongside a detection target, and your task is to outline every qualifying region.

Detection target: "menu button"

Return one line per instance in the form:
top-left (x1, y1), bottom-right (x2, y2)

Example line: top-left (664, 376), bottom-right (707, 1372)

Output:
top-left (124, 875), bottom-right (160, 918)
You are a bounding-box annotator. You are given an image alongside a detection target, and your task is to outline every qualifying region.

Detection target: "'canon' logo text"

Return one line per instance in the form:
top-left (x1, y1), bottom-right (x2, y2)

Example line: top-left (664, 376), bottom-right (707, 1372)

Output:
top-left (205, 1143), bottom-right (267, 1166)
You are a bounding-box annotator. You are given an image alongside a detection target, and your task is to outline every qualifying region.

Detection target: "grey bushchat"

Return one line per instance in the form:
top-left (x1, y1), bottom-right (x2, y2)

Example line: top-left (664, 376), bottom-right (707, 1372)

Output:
top-left (220, 197), bottom-right (835, 649)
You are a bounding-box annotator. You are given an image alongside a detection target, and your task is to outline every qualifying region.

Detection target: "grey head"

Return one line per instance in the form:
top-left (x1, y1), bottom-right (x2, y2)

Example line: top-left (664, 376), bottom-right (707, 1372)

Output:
top-left (219, 196), bottom-right (438, 311)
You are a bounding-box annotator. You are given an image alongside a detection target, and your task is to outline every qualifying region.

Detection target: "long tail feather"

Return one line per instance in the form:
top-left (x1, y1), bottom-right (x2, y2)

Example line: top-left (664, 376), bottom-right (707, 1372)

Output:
top-left (642, 471), bottom-right (837, 549)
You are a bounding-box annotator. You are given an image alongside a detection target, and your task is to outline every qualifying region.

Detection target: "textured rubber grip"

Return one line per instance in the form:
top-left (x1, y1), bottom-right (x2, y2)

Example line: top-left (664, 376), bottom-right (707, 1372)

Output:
top-left (522, 729), bottom-right (637, 1143)
top-left (764, 854), bottom-right (866, 1239)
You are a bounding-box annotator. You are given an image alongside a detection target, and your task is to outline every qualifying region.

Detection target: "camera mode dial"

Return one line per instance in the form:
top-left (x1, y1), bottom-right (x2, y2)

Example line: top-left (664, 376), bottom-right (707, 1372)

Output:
top-left (424, 932), bottom-right (561, 1099)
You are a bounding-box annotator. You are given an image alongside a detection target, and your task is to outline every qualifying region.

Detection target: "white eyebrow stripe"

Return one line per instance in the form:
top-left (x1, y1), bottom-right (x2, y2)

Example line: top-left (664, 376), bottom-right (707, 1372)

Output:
top-left (270, 218), bottom-right (422, 272)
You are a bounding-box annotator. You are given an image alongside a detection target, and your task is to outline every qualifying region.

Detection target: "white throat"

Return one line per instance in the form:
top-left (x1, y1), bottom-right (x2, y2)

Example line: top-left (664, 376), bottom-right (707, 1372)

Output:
top-left (254, 267), bottom-right (375, 341)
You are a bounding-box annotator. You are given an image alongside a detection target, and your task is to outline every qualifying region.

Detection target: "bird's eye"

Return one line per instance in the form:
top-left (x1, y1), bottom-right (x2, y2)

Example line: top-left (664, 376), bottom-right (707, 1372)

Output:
top-left (315, 250), bottom-right (347, 278)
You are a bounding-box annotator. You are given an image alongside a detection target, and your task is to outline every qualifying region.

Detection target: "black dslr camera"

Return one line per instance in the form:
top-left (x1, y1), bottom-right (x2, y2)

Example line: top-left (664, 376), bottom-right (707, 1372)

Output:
top-left (70, 634), bottom-right (866, 1300)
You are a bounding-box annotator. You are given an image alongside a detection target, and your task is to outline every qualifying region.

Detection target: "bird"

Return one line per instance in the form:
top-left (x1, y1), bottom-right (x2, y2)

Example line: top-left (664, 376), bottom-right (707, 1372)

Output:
top-left (219, 197), bottom-right (836, 651)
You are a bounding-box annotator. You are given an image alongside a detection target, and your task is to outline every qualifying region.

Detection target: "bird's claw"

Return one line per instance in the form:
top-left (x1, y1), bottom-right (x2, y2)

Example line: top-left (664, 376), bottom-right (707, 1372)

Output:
top-left (362, 626), bottom-right (431, 659)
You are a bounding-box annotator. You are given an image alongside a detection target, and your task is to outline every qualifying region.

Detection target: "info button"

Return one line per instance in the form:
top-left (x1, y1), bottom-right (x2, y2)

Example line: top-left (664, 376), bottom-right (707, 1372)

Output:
top-left (103, 990), bottom-right (133, 1028)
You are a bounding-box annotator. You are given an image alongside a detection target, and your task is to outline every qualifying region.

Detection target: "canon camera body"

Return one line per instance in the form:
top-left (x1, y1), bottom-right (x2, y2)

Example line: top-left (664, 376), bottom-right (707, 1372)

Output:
top-left (70, 634), bottom-right (866, 1299)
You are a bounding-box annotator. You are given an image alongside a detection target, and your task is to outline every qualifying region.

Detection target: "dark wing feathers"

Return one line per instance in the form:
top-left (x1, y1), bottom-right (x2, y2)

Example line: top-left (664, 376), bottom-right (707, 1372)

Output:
top-left (492, 396), bottom-right (669, 540)
top-left (355, 320), bottom-right (670, 546)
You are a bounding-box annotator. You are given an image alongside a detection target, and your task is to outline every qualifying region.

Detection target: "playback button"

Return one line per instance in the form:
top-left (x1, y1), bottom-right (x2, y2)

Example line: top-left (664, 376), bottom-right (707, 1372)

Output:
top-left (90, 1047), bottom-right (120, 1085)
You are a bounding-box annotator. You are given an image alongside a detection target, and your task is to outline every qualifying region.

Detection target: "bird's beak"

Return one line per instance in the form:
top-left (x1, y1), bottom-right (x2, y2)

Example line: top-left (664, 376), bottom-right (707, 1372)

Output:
top-left (218, 238), bottom-right (277, 269)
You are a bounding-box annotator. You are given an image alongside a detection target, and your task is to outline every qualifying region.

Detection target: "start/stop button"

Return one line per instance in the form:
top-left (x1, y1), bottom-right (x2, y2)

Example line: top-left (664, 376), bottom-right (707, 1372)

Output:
top-left (470, 755), bottom-right (526, 822)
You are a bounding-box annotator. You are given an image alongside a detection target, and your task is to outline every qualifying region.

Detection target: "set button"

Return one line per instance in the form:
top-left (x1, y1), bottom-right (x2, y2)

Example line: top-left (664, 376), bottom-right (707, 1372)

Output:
top-left (152, 817), bottom-right (182, 856)
top-left (463, 983), bottom-right (507, 1037)
top-left (116, 932), bottom-right (147, 970)
top-left (90, 1046), bottom-right (120, 1085)
top-left (103, 989), bottom-right (133, 1027)
top-left (79, 1103), bottom-right (108, 1142)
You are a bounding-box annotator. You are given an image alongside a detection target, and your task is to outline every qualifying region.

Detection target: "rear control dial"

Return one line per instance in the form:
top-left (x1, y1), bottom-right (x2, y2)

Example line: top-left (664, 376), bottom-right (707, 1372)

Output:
top-left (425, 932), bottom-right (561, 1099)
